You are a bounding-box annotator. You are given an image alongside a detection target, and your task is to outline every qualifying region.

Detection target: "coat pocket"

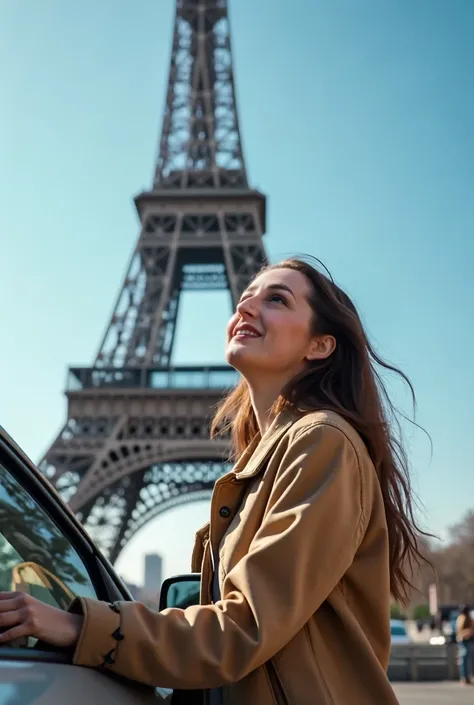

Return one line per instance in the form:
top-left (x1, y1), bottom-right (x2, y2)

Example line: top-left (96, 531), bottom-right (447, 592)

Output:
top-left (265, 660), bottom-right (289, 705)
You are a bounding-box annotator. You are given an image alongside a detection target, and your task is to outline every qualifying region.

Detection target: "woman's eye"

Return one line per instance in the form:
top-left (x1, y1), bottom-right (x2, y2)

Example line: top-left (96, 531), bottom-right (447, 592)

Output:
top-left (268, 293), bottom-right (287, 305)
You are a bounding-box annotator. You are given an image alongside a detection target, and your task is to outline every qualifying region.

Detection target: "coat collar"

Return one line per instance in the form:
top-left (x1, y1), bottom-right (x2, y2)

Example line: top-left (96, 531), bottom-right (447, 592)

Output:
top-left (233, 409), bottom-right (299, 480)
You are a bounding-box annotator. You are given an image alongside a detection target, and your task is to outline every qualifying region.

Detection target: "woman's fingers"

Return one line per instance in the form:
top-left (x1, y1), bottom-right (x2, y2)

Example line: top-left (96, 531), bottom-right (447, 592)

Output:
top-left (0, 605), bottom-right (26, 628)
top-left (0, 593), bottom-right (31, 616)
top-left (0, 591), bottom-right (83, 647)
top-left (0, 623), bottom-right (31, 644)
top-left (0, 594), bottom-right (26, 611)
top-left (0, 592), bottom-right (24, 601)
top-left (0, 597), bottom-right (20, 614)
top-left (0, 592), bottom-right (30, 610)
top-left (0, 592), bottom-right (37, 642)
top-left (0, 591), bottom-right (83, 648)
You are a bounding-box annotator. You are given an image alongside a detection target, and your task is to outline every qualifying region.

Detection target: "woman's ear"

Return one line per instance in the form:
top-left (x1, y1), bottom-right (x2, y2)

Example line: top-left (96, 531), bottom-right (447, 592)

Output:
top-left (306, 335), bottom-right (336, 361)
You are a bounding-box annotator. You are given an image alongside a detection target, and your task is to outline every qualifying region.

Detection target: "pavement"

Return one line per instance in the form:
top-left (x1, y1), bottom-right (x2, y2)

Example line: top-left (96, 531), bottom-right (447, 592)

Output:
top-left (392, 682), bottom-right (474, 703)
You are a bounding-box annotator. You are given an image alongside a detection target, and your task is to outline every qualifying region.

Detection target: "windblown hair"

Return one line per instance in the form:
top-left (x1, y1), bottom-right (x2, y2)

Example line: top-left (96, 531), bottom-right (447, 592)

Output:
top-left (211, 256), bottom-right (431, 606)
top-left (459, 606), bottom-right (473, 631)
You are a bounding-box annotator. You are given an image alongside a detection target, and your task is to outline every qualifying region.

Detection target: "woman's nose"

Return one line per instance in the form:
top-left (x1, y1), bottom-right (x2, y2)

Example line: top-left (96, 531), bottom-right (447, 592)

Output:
top-left (236, 295), bottom-right (258, 318)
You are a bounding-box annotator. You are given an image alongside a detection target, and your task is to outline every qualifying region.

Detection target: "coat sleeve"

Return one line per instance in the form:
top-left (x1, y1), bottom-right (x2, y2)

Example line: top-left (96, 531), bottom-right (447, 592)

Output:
top-left (69, 422), bottom-right (367, 689)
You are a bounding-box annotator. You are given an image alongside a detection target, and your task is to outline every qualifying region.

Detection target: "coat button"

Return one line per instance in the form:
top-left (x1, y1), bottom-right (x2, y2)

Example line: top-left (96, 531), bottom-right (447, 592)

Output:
top-left (219, 506), bottom-right (231, 518)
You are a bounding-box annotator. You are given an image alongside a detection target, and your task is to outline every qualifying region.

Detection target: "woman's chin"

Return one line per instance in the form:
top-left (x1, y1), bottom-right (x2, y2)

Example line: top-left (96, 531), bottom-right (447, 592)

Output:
top-left (225, 346), bottom-right (255, 372)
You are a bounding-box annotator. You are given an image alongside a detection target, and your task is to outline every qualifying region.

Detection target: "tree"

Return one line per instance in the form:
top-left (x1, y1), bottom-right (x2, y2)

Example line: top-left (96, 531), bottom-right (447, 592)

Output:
top-left (390, 604), bottom-right (407, 620)
top-left (412, 604), bottom-right (430, 620)
top-left (408, 510), bottom-right (474, 607)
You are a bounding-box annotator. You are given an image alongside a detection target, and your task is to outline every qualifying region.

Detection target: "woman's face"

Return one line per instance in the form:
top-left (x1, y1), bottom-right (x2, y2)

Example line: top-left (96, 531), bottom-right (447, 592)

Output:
top-left (226, 268), bottom-right (321, 383)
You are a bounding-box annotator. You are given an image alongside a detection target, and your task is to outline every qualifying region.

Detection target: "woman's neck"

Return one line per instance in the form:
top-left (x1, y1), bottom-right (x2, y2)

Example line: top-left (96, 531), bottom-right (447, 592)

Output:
top-left (248, 383), bottom-right (283, 436)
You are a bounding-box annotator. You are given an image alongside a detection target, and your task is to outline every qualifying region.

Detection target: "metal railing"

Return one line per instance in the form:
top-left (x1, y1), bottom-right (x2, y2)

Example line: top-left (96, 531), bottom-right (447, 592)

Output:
top-left (67, 365), bottom-right (239, 392)
top-left (388, 643), bottom-right (464, 681)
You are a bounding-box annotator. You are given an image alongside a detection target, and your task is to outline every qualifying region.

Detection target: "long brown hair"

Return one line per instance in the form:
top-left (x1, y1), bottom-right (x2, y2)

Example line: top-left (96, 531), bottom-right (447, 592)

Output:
top-left (459, 606), bottom-right (473, 631)
top-left (212, 256), bottom-right (431, 606)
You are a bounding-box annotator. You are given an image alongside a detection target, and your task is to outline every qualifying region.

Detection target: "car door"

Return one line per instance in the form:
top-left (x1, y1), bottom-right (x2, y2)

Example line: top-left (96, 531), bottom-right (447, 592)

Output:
top-left (0, 426), bottom-right (172, 704)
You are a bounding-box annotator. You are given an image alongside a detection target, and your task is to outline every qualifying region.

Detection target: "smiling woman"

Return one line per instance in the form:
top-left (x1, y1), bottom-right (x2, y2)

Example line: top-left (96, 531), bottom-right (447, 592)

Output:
top-left (0, 256), bottom-right (430, 705)
top-left (224, 266), bottom-right (337, 435)
top-left (214, 257), bottom-right (429, 603)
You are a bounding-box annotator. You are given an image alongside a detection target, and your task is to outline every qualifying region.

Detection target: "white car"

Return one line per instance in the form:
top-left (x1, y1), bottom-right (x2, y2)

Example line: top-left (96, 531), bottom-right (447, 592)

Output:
top-left (390, 619), bottom-right (411, 645)
top-left (0, 425), bottom-right (173, 704)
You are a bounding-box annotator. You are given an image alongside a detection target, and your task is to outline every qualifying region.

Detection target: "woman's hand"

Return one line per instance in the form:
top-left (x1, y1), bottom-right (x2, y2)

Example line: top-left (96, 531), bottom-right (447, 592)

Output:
top-left (0, 591), bottom-right (83, 648)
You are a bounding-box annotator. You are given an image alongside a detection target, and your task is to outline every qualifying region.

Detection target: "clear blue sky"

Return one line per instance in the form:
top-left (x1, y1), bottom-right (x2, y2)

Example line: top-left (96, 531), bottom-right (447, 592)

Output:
top-left (1, 0), bottom-right (473, 585)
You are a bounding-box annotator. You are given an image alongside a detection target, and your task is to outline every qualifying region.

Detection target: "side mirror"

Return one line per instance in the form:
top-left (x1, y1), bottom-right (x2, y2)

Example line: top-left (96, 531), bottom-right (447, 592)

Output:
top-left (159, 573), bottom-right (201, 611)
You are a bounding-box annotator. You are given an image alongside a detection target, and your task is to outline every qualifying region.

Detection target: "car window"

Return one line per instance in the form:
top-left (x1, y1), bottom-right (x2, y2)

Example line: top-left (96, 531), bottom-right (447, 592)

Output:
top-left (0, 459), bottom-right (97, 617)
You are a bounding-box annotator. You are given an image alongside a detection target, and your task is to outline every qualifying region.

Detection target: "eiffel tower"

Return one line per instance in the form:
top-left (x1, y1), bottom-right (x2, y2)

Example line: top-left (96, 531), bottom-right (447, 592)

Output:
top-left (39, 0), bottom-right (267, 564)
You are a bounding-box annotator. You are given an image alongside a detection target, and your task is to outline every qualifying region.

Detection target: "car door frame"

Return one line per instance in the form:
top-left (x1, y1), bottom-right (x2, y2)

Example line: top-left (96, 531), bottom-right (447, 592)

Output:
top-left (0, 427), bottom-right (132, 608)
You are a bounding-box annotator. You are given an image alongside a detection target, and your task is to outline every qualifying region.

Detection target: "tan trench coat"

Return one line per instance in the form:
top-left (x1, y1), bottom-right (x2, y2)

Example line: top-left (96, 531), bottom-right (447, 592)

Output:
top-left (69, 409), bottom-right (400, 704)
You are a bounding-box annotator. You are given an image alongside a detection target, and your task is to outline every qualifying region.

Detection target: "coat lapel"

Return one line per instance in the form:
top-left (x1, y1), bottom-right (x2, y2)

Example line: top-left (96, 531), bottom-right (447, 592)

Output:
top-left (233, 409), bottom-right (298, 480)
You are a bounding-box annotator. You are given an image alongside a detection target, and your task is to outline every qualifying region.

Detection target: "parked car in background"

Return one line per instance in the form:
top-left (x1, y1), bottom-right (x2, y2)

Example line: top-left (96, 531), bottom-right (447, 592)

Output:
top-left (0, 425), bottom-right (173, 704)
top-left (390, 619), bottom-right (411, 645)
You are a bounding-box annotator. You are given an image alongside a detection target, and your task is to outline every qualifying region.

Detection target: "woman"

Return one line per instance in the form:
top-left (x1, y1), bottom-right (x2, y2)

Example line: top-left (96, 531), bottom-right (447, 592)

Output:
top-left (456, 606), bottom-right (473, 685)
top-left (0, 257), bottom-right (427, 704)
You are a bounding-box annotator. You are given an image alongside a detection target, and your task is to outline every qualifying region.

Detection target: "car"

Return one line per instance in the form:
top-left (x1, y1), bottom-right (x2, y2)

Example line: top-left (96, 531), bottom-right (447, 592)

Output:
top-left (390, 619), bottom-right (411, 645)
top-left (0, 425), bottom-right (175, 704)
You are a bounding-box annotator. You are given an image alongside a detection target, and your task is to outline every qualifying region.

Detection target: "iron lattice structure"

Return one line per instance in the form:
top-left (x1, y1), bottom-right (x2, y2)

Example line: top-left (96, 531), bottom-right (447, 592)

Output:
top-left (39, 0), bottom-right (268, 564)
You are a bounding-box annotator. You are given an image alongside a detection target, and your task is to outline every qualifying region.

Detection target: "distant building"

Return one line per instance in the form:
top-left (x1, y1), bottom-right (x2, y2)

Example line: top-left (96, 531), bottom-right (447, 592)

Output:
top-left (144, 553), bottom-right (163, 594)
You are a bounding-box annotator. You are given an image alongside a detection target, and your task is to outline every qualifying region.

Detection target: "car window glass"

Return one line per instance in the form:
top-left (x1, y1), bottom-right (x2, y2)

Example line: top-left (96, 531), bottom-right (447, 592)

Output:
top-left (0, 460), bottom-right (97, 618)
